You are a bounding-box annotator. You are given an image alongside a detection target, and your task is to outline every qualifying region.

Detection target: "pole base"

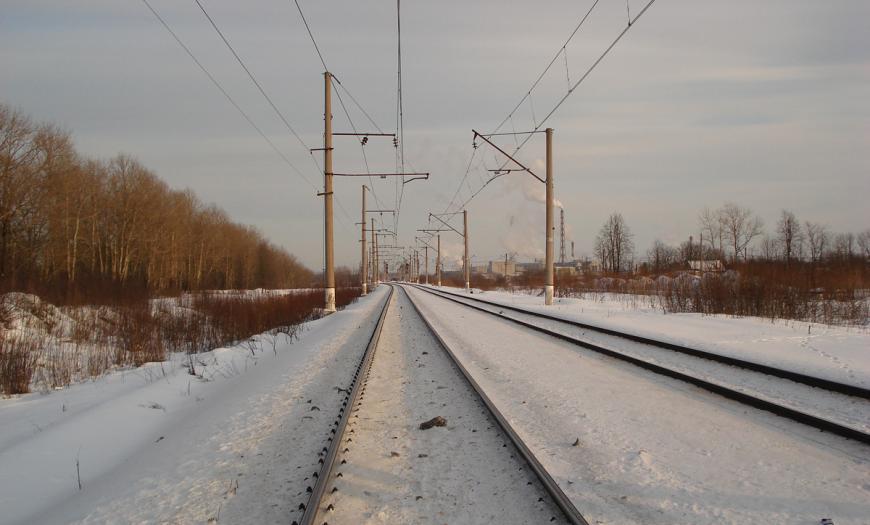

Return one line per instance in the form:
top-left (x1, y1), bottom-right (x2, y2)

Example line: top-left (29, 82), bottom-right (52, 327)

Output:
top-left (325, 287), bottom-right (336, 313)
top-left (361, 283), bottom-right (367, 296)
top-left (465, 282), bottom-right (470, 292)
top-left (544, 285), bottom-right (554, 305)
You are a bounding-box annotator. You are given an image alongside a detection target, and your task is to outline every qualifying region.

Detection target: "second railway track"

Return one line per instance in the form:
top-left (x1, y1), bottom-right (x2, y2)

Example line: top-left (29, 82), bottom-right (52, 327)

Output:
top-left (297, 284), bottom-right (588, 525)
top-left (411, 284), bottom-right (870, 445)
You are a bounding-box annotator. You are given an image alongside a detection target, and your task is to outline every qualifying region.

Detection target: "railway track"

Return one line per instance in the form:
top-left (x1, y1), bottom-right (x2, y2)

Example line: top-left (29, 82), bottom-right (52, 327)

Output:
top-left (296, 284), bottom-right (589, 525)
top-left (410, 284), bottom-right (870, 446)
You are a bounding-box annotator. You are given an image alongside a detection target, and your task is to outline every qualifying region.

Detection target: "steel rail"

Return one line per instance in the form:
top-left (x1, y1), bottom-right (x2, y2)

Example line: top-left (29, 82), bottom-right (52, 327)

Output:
top-left (417, 285), bottom-right (870, 400)
top-left (410, 285), bottom-right (870, 446)
top-left (296, 286), bottom-right (394, 525)
top-left (401, 285), bottom-right (590, 525)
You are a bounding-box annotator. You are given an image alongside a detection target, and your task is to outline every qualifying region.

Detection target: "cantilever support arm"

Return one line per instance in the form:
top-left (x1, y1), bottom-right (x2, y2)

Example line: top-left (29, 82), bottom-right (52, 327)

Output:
top-left (403, 173), bottom-right (429, 185)
top-left (472, 129), bottom-right (544, 183)
top-left (416, 236), bottom-right (437, 252)
top-left (429, 213), bottom-right (464, 237)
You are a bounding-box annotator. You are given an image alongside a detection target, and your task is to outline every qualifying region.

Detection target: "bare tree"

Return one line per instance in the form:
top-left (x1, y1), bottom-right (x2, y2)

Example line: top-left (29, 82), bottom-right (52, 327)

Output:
top-left (858, 229), bottom-right (870, 259)
top-left (833, 232), bottom-right (855, 260)
top-left (646, 239), bottom-right (678, 273)
top-left (0, 105), bottom-right (41, 282)
top-left (698, 207), bottom-right (725, 253)
top-left (804, 221), bottom-right (830, 264)
top-left (720, 202), bottom-right (764, 261)
top-left (0, 103), bottom-right (315, 300)
top-left (776, 209), bottom-right (804, 263)
top-left (595, 213), bottom-right (634, 273)
top-left (758, 234), bottom-right (779, 261)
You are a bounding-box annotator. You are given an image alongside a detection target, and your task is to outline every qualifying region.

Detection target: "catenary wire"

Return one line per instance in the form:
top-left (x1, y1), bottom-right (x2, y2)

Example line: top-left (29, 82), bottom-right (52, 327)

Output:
top-left (140, 0), bottom-right (316, 191)
top-left (193, 0), bottom-right (318, 174)
top-left (446, 0), bottom-right (658, 215)
top-left (291, 0), bottom-right (389, 214)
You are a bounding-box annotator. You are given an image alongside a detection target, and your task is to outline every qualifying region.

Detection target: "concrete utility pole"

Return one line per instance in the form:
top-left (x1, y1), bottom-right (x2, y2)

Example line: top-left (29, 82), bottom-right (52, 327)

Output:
top-left (471, 127), bottom-right (554, 305)
top-left (424, 245), bottom-right (428, 284)
top-left (322, 72), bottom-right (336, 312)
top-left (360, 185), bottom-right (367, 296)
top-left (464, 209), bottom-right (470, 291)
top-left (437, 234), bottom-right (442, 286)
top-left (372, 217), bottom-right (378, 284)
top-left (545, 127), bottom-right (554, 305)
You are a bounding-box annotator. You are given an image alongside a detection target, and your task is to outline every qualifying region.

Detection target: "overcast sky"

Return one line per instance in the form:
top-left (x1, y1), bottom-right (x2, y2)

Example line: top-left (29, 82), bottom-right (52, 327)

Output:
top-left (2, 0), bottom-right (868, 270)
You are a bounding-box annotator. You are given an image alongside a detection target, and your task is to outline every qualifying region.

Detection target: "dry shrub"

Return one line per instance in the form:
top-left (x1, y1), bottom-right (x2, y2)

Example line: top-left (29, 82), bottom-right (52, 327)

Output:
top-left (335, 287), bottom-right (362, 309)
top-left (0, 333), bottom-right (42, 395)
top-left (0, 287), bottom-right (363, 393)
top-left (116, 305), bottom-right (165, 366)
top-left (656, 265), bottom-right (868, 325)
top-left (193, 290), bottom-right (323, 347)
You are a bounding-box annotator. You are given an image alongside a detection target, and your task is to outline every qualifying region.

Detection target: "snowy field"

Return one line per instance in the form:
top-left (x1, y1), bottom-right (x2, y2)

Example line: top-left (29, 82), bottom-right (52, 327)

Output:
top-left (431, 286), bottom-right (870, 389)
top-left (0, 288), bottom-right (388, 525)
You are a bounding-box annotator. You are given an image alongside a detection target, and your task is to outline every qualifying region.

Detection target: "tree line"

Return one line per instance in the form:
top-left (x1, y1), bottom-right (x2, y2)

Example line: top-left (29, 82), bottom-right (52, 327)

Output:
top-left (594, 204), bottom-right (869, 276)
top-left (0, 103), bottom-right (313, 304)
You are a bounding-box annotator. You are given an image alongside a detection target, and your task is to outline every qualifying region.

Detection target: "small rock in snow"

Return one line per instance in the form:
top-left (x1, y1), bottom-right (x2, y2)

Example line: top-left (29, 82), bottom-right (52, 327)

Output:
top-left (419, 416), bottom-right (447, 430)
top-left (572, 438), bottom-right (580, 447)
top-left (390, 451), bottom-right (400, 457)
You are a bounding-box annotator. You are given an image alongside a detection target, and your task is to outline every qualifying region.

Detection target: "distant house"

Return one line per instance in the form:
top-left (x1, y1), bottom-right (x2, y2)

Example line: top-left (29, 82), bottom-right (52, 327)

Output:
top-left (516, 261), bottom-right (544, 275)
top-left (575, 259), bottom-right (601, 275)
top-left (471, 263), bottom-right (488, 274)
top-left (488, 260), bottom-right (518, 277)
top-left (688, 260), bottom-right (724, 272)
top-left (554, 262), bottom-right (577, 276)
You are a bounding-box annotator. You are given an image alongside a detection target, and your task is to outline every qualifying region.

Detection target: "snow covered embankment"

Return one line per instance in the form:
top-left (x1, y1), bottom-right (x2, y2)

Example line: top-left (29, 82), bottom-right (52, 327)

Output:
top-left (0, 287), bottom-right (387, 525)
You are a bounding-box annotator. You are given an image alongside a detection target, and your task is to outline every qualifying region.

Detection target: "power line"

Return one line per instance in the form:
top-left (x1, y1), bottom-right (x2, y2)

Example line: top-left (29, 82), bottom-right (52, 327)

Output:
top-left (139, 0), bottom-right (316, 191)
top-left (193, 0), bottom-right (367, 231)
top-left (193, 0), bottom-right (317, 173)
top-left (291, 0), bottom-right (388, 213)
top-left (395, 0), bottom-right (406, 221)
top-left (445, 0), bottom-right (658, 214)
top-left (491, 0), bottom-right (602, 135)
top-left (334, 79), bottom-right (385, 134)
top-left (331, 78), bottom-right (387, 210)
top-left (441, 0), bottom-right (601, 215)
top-left (292, 0), bottom-right (328, 71)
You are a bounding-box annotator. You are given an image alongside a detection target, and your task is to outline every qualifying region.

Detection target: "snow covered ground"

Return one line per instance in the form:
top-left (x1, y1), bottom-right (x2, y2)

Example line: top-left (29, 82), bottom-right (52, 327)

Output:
top-left (429, 286), bottom-right (870, 389)
top-left (406, 285), bottom-right (870, 525)
top-left (3, 282), bottom-right (867, 524)
top-left (0, 287), bottom-right (389, 525)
